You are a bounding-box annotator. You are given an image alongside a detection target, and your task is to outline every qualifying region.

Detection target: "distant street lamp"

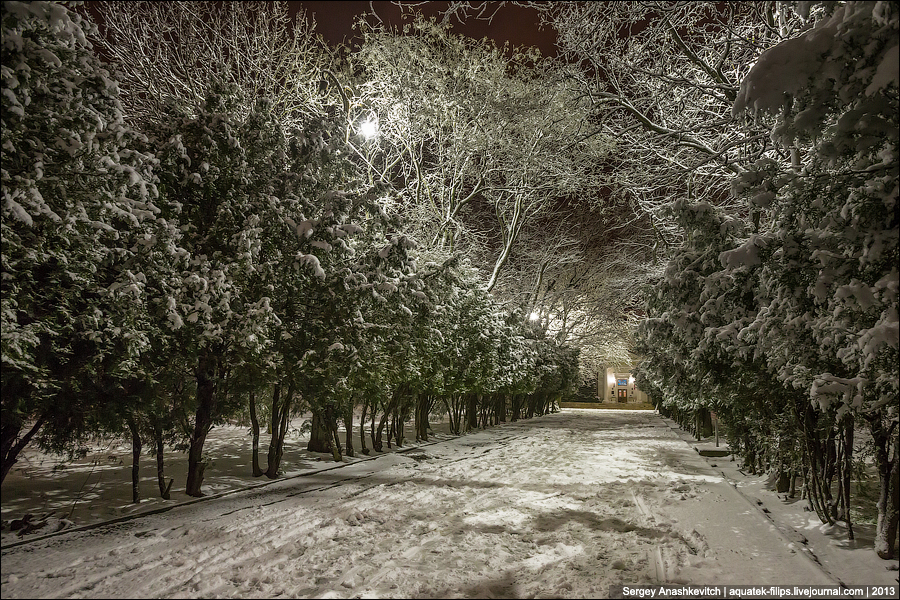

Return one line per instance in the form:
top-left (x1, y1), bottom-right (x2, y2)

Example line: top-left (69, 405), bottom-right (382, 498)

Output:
top-left (358, 117), bottom-right (378, 140)
top-left (529, 311), bottom-right (540, 321)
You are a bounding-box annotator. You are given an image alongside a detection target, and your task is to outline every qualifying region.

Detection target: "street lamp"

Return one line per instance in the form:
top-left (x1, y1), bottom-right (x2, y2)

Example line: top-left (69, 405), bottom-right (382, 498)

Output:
top-left (358, 117), bottom-right (378, 140)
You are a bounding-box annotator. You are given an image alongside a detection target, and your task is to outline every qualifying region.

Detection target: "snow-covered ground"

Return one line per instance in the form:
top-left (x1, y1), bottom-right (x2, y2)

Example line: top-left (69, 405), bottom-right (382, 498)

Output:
top-left (1, 409), bottom-right (896, 598)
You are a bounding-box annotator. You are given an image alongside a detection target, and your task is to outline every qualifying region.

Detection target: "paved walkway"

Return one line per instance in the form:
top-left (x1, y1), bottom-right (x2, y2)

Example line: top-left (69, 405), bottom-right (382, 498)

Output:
top-left (1, 410), bottom-right (835, 598)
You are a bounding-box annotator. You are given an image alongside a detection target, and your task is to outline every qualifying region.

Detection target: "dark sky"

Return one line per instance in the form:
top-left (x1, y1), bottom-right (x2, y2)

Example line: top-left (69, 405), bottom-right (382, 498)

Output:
top-left (292, 1), bottom-right (558, 56)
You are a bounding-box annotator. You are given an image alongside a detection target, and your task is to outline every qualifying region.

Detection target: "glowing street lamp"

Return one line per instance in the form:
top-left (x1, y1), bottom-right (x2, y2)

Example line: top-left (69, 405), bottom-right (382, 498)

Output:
top-left (529, 311), bottom-right (540, 321)
top-left (358, 117), bottom-right (378, 140)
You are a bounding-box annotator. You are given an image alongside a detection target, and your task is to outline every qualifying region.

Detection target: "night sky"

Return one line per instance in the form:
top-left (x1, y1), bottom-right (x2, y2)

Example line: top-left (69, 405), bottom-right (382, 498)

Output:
top-left (292, 1), bottom-right (558, 56)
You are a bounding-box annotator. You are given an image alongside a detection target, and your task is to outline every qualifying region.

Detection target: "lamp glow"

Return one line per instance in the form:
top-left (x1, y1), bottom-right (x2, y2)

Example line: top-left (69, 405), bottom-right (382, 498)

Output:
top-left (529, 311), bottom-right (540, 321)
top-left (358, 118), bottom-right (378, 140)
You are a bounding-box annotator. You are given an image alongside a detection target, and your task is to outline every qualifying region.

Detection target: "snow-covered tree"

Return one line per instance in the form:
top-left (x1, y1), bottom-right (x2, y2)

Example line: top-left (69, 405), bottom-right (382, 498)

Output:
top-left (731, 0), bottom-right (898, 558)
top-left (88, 1), bottom-right (335, 127)
top-left (1, 1), bottom-right (176, 483)
top-left (498, 204), bottom-right (658, 382)
top-left (353, 15), bottom-right (610, 291)
top-left (545, 1), bottom-right (813, 242)
top-left (639, 0), bottom-right (897, 559)
top-left (145, 86), bottom-right (332, 496)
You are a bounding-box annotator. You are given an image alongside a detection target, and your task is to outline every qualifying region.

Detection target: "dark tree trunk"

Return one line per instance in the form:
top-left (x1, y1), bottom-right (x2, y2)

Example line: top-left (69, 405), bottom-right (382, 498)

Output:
top-left (394, 410), bottom-right (404, 447)
top-left (248, 390), bottom-right (263, 477)
top-left (466, 393), bottom-right (478, 432)
top-left (789, 469), bottom-right (798, 498)
top-left (871, 415), bottom-right (899, 559)
top-left (265, 383), bottom-right (281, 478)
top-left (799, 400), bottom-right (835, 525)
top-left (825, 428), bottom-right (839, 521)
top-left (525, 394), bottom-right (536, 419)
top-left (370, 401), bottom-right (380, 451)
top-left (374, 409), bottom-right (388, 452)
top-left (743, 433), bottom-right (756, 473)
top-left (1, 415), bottom-right (45, 485)
top-left (266, 384), bottom-right (293, 478)
top-left (775, 467), bottom-right (791, 494)
top-left (415, 393), bottom-right (427, 442)
top-left (511, 394), bottom-right (521, 422)
top-left (442, 397), bottom-right (457, 435)
top-left (127, 416), bottom-right (142, 504)
top-left (186, 350), bottom-right (219, 497)
top-left (876, 442), bottom-right (899, 559)
top-left (842, 415), bottom-right (854, 540)
top-left (151, 419), bottom-right (172, 499)
top-left (330, 409), bottom-right (343, 461)
top-left (444, 394), bottom-right (463, 435)
top-left (386, 414), bottom-right (394, 449)
top-left (308, 407), bottom-right (336, 454)
top-left (344, 401), bottom-right (354, 458)
top-left (359, 398), bottom-right (370, 455)
top-left (696, 408), bottom-right (713, 439)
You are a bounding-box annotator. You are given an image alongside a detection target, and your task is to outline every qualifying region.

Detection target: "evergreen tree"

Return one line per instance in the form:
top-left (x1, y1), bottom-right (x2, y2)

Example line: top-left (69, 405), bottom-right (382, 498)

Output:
top-left (1, 1), bottom-right (176, 483)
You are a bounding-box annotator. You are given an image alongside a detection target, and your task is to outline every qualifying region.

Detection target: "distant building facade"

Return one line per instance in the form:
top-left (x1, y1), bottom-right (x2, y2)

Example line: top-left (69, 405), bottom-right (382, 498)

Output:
top-left (597, 366), bottom-right (649, 404)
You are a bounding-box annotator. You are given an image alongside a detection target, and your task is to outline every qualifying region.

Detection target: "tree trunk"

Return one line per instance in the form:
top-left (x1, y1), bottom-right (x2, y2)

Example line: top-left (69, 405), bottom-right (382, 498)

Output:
top-left (415, 393), bottom-right (429, 442)
top-left (871, 416), bottom-right (899, 559)
top-left (265, 383), bottom-right (281, 477)
top-left (266, 384), bottom-right (293, 478)
top-left (842, 415), bottom-right (854, 540)
top-left (442, 397), bottom-right (457, 435)
top-left (525, 394), bottom-right (536, 419)
top-left (775, 467), bottom-right (791, 494)
top-left (248, 390), bottom-right (263, 477)
top-left (360, 399), bottom-right (370, 455)
top-left (374, 409), bottom-right (388, 452)
top-left (697, 408), bottom-right (713, 439)
top-left (466, 393), bottom-right (478, 432)
top-left (797, 399), bottom-right (834, 525)
top-left (824, 427), bottom-right (839, 520)
top-left (308, 407), bottom-right (335, 454)
top-left (878, 443), bottom-right (899, 559)
top-left (511, 394), bottom-right (521, 422)
top-left (386, 413), bottom-right (394, 449)
top-left (370, 402), bottom-right (380, 451)
top-left (344, 402), bottom-right (354, 458)
top-left (151, 419), bottom-right (172, 500)
top-left (186, 350), bottom-right (218, 497)
top-left (126, 415), bottom-right (142, 504)
top-left (394, 409), bottom-right (404, 447)
top-left (1, 415), bottom-right (45, 485)
top-left (330, 409), bottom-right (343, 462)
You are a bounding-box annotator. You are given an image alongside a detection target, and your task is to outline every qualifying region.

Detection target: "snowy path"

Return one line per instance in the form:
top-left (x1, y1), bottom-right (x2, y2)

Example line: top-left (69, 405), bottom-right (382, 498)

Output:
top-left (1, 410), bottom-right (835, 598)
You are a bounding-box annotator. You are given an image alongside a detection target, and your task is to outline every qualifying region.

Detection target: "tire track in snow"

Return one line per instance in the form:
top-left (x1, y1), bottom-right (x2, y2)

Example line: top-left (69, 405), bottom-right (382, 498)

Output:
top-left (632, 490), bottom-right (669, 583)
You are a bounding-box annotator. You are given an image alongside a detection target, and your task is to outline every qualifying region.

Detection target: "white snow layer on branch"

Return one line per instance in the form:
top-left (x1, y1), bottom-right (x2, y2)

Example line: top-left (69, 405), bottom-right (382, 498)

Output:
top-left (733, 2), bottom-right (899, 117)
top-left (296, 252), bottom-right (326, 280)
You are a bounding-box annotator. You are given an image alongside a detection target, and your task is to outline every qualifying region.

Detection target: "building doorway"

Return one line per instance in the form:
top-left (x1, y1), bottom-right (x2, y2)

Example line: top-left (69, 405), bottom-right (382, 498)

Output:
top-left (617, 389), bottom-right (628, 403)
